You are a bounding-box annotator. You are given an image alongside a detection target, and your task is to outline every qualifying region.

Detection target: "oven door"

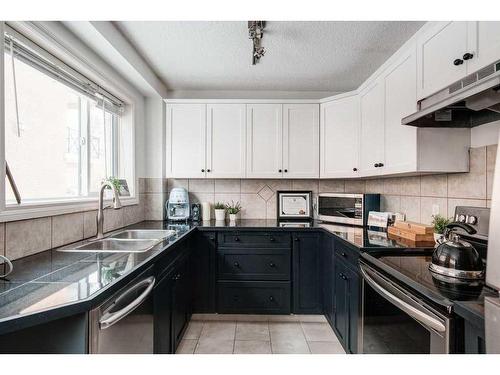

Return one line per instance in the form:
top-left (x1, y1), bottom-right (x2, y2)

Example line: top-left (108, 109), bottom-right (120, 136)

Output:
top-left (359, 262), bottom-right (451, 354)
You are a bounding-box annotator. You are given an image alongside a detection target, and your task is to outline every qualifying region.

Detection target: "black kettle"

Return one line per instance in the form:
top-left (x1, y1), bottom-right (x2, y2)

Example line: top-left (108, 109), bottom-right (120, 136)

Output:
top-left (429, 222), bottom-right (485, 280)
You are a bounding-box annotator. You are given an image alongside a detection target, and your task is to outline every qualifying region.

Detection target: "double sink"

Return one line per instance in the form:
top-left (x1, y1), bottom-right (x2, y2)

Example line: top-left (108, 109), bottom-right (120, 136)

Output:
top-left (58, 230), bottom-right (177, 253)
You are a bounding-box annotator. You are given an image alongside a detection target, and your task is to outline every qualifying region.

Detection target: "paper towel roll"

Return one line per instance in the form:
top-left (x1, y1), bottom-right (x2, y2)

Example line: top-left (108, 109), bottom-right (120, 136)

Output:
top-left (202, 202), bottom-right (211, 221)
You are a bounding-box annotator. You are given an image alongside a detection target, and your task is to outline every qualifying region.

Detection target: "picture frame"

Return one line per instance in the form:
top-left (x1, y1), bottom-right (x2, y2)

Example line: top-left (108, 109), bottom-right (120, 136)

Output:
top-left (276, 190), bottom-right (313, 220)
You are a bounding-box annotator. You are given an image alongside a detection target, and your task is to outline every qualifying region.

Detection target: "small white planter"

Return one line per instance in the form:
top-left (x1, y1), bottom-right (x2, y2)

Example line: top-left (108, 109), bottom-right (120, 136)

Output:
top-left (215, 209), bottom-right (226, 221)
top-left (229, 213), bottom-right (238, 222)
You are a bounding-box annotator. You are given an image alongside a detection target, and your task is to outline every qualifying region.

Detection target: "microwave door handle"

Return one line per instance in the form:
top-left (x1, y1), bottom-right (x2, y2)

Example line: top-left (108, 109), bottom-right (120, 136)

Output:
top-left (360, 264), bottom-right (446, 333)
top-left (99, 276), bottom-right (155, 330)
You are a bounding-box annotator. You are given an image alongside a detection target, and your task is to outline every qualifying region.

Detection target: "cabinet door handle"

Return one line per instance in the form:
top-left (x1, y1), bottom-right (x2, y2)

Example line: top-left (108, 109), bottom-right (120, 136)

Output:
top-left (269, 296), bottom-right (275, 302)
top-left (278, 169), bottom-right (282, 173)
top-left (269, 262), bottom-right (276, 268)
top-left (233, 261), bottom-right (240, 268)
top-left (463, 52), bottom-right (474, 60)
top-left (294, 237), bottom-right (299, 242)
top-left (374, 163), bottom-right (379, 168)
top-left (341, 252), bottom-right (347, 257)
top-left (234, 237), bottom-right (240, 242)
top-left (453, 58), bottom-right (464, 66)
top-left (207, 169), bottom-right (211, 172)
top-left (209, 236), bottom-right (215, 241)
top-left (201, 169), bottom-right (205, 172)
top-left (284, 169), bottom-right (288, 173)
top-left (269, 236), bottom-right (275, 242)
top-left (353, 168), bottom-right (358, 172)
top-left (379, 163), bottom-right (384, 167)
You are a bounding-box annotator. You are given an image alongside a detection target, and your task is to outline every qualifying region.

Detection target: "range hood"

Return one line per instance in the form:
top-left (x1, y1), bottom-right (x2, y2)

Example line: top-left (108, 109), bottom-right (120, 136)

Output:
top-left (403, 61), bottom-right (500, 128)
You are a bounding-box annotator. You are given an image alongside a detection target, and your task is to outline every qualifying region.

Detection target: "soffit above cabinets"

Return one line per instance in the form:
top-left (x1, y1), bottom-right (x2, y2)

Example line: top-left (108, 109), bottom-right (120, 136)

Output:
top-left (114, 21), bottom-right (424, 93)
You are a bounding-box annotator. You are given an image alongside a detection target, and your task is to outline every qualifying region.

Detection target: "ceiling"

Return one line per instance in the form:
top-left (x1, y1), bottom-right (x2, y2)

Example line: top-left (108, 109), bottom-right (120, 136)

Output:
top-left (114, 21), bottom-right (424, 94)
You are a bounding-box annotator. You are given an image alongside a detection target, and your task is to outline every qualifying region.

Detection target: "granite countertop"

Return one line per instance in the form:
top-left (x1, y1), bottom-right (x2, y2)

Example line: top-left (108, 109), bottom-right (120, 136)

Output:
top-left (0, 219), bottom-right (429, 335)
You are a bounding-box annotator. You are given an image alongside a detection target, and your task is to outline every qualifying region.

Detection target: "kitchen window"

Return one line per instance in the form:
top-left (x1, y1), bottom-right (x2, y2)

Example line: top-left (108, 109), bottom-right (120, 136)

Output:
top-left (3, 26), bottom-right (124, 206)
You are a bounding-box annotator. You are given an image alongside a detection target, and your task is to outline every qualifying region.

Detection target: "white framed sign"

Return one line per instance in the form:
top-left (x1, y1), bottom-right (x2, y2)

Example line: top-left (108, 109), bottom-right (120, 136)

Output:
top-left (276, 191), bottom-right (312, 220)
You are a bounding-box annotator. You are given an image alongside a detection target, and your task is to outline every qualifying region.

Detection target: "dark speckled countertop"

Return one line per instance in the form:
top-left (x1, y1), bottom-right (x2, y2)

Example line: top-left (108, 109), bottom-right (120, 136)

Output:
top-left (0, 219), bottom-right (427, 335)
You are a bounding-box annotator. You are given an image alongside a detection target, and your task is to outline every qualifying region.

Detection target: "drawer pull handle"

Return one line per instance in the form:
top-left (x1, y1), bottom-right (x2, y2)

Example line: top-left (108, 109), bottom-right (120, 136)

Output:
top-left (340, 273), bottom-right (347, 280)
top-left (294, 237), bottom-right (299, 242)
top-left (233, 262), bottom-right (240, 268)
top-left (234, 237), bottom-right (240, 242)
top-left (269, 296), bottom-right (275, 302)
top-left (269, 237), bottom-right (275, 242)
top-left (269, 262), bottom-right (276, 268)
top-left (341, 252), bottom-right (347, 257)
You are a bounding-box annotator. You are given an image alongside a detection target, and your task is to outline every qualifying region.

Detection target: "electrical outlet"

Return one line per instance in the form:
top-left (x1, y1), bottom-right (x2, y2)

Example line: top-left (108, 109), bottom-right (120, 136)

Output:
top-left (432, 204), bottom-right (440, 215)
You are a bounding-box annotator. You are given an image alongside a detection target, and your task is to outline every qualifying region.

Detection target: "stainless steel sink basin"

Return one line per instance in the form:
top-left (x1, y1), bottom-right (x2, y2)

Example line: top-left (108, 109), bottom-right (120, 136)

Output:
top-left (109, 229), bottom-right (176, 240)
top-left (58, 238), bottom-right (161, 253)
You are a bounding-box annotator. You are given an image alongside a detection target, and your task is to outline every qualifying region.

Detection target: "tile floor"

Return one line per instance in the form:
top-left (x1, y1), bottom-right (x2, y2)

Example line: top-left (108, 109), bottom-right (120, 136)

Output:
top-left (176, 314), bottom-right (346, 354)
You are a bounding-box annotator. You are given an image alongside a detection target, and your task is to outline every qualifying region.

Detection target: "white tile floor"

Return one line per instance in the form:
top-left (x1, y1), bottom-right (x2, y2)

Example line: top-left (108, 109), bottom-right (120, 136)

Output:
top-left (176, 314), bottom-right (346, 354)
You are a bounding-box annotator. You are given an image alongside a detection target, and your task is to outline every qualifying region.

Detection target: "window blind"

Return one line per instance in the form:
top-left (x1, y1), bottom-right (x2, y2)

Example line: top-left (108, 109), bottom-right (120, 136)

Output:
top-left (4, 26), bottom-right (124, 115)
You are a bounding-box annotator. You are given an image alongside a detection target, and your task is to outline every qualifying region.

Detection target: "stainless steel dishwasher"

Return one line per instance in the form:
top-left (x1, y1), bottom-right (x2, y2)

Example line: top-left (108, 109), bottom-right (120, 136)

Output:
top-left (89, 267), bottom-right (155, 354)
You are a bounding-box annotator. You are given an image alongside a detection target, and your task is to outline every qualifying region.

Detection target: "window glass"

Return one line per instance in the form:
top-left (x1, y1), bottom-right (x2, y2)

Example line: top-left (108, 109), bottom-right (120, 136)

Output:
top-left (3, 51), bottom-right (118, 204)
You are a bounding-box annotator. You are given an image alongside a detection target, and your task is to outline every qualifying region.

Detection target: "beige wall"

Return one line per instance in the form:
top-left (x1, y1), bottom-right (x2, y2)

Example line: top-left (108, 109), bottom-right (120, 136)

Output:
top-left (165, 145), bottom-right (497, 224)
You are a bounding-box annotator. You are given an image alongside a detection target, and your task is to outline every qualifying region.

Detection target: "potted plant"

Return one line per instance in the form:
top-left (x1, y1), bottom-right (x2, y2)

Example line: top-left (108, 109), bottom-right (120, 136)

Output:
top-left (214, 202), bottom-right (226, 221)
top-left (226, 201), bottom-right (242, 222)
top-left (431, 214), bottom-right (451, 243)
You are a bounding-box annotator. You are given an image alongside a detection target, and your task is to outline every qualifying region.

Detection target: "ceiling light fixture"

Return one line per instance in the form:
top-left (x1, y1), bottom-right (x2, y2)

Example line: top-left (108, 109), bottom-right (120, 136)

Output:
top-left (248, 21), bottom-right (266, 65)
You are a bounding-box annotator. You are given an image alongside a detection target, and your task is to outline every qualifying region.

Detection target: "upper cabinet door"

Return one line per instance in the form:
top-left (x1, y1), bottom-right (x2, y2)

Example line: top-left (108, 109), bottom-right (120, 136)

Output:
top-left (283, 104), bottom-right (319, 178)
top-left (360, 80), bottom-right (385, 175)
top-left (466, 21), bottom-right (500, 73)
top-left (166, 104), bottom-right (206, 178)
top-left (206, 104), bottom-right (246, 178)
top-left (384, 47), bottom-right (418, 174)
top-left (320, 95), bottom-right (360, 178)
top-left (246, 104), bottom-right (283, 178)
top-left (417, 21), bottom-right (468, 99)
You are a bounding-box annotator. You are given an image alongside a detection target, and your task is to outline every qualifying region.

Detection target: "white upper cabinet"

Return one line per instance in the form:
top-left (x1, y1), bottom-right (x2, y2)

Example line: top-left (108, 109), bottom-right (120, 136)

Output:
top-left (283, 104), bottom-right (319, 178)
top-left (246, 104), bottom-right (283, 178)
top-left (360, 80), bottom-right (385, 175)
top-left (383, 47), bottom-right (418, 175)
top-left (466, 21), bottom-right (500, 72)
top-left (320, 95), bottom-right (360, 178)
top-left (417, 21), bottom-right (468, 99)
top-left (417, 21), bottom-right (500, 99)
top-left (206, 104), bottom-right (246, 178)
top-left (166, 104), bottom-right (206, 178)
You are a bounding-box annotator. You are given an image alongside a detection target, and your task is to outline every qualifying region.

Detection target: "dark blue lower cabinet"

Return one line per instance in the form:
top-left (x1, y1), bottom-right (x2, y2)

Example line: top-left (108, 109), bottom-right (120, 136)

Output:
top-left (292, 232), bottom-right (322, 314)
top-left (464, 319), bottom-right (486, 354)
top-left (191, 231), bottom-right (216, 313)
top-left (331, 255), bottom-right (360, 354)
top-left (154, 253), bottom-right (192, 354)
top-left (217, 281), bottom-right (291, 314)
top-left (322, 235), bottom-right (335, 324)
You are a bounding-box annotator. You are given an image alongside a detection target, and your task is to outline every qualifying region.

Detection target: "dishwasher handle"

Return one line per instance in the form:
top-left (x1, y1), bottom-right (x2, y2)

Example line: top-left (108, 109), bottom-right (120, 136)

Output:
top-left (99, 276), bottom-right (155, 330)
top-left (359, 263), bottom-right (446, 334)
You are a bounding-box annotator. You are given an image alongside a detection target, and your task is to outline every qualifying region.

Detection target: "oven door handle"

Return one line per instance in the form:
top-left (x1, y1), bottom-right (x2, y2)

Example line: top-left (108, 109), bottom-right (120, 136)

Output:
top-left (360, 264), bottom-right (446, 333)
top-left (99, 276), bottom-right (155, 330)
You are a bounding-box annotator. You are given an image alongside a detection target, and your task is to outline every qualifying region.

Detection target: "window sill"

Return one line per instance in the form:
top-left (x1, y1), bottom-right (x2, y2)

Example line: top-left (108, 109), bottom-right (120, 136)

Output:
top-left (0, 196), bottom-right (140, 223)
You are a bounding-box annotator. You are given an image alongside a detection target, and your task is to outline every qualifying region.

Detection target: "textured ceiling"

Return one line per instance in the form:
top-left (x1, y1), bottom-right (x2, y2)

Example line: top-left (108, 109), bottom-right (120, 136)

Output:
top-left (114, 21), bottom-right (424, 93)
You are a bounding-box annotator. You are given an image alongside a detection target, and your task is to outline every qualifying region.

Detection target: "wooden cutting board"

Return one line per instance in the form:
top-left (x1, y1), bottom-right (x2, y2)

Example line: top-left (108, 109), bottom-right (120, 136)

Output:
top-left (387, 233), bottom-right (436, 248)
top-left (388, 225), bottom-right (434, 242)
top-left (393, 221), bottom-right (434, 235)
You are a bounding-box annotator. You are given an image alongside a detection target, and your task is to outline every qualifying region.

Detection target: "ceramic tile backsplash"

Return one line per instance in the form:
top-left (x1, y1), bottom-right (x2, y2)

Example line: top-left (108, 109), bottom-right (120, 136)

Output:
top-left (5, 217), bottom-right (52, 260)
top-left (52, 212), bottom-right (84, 248)
top-left (167, 145), bottom-right (496, 222)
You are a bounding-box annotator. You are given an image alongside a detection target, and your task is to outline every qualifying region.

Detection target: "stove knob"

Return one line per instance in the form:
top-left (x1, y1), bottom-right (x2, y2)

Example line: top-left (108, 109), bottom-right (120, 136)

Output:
top-left (467, 215), bottom-right (477, 225)
top-left (458, 214), bottom-right (466, 223)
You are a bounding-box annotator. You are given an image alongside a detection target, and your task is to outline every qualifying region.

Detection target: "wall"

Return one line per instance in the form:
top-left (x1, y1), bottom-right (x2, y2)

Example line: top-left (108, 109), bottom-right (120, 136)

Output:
top-left (160, 145), bottom-right (497, 224)
top-left (0, 184), bottom-right (148, 262)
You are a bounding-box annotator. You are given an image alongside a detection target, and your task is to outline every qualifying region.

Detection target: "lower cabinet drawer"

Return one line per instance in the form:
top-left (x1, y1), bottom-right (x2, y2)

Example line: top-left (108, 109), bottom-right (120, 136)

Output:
top-left (217, 248), bottom-right (291, 281)
top-left (217, 281), bottom-right (291, 314)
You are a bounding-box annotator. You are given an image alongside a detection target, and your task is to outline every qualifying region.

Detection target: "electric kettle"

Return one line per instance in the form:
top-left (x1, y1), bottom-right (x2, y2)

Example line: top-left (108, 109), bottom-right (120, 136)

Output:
top-left (429, 222), bottom-right (485, 280)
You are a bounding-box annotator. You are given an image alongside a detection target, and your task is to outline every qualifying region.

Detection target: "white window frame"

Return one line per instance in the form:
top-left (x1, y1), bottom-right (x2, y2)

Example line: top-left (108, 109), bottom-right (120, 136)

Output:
top-left (0, 22), bottom-right (139, 222)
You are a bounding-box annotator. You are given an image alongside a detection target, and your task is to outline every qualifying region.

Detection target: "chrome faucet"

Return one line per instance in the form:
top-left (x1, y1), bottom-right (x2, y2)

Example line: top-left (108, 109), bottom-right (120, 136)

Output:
top-left (96, 181), bottom-right (122, 240)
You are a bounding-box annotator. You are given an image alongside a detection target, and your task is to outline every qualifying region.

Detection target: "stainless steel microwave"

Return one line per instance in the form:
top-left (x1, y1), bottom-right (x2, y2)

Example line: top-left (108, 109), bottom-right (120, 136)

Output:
top-left (317, 193), bottom-right (380, 227)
